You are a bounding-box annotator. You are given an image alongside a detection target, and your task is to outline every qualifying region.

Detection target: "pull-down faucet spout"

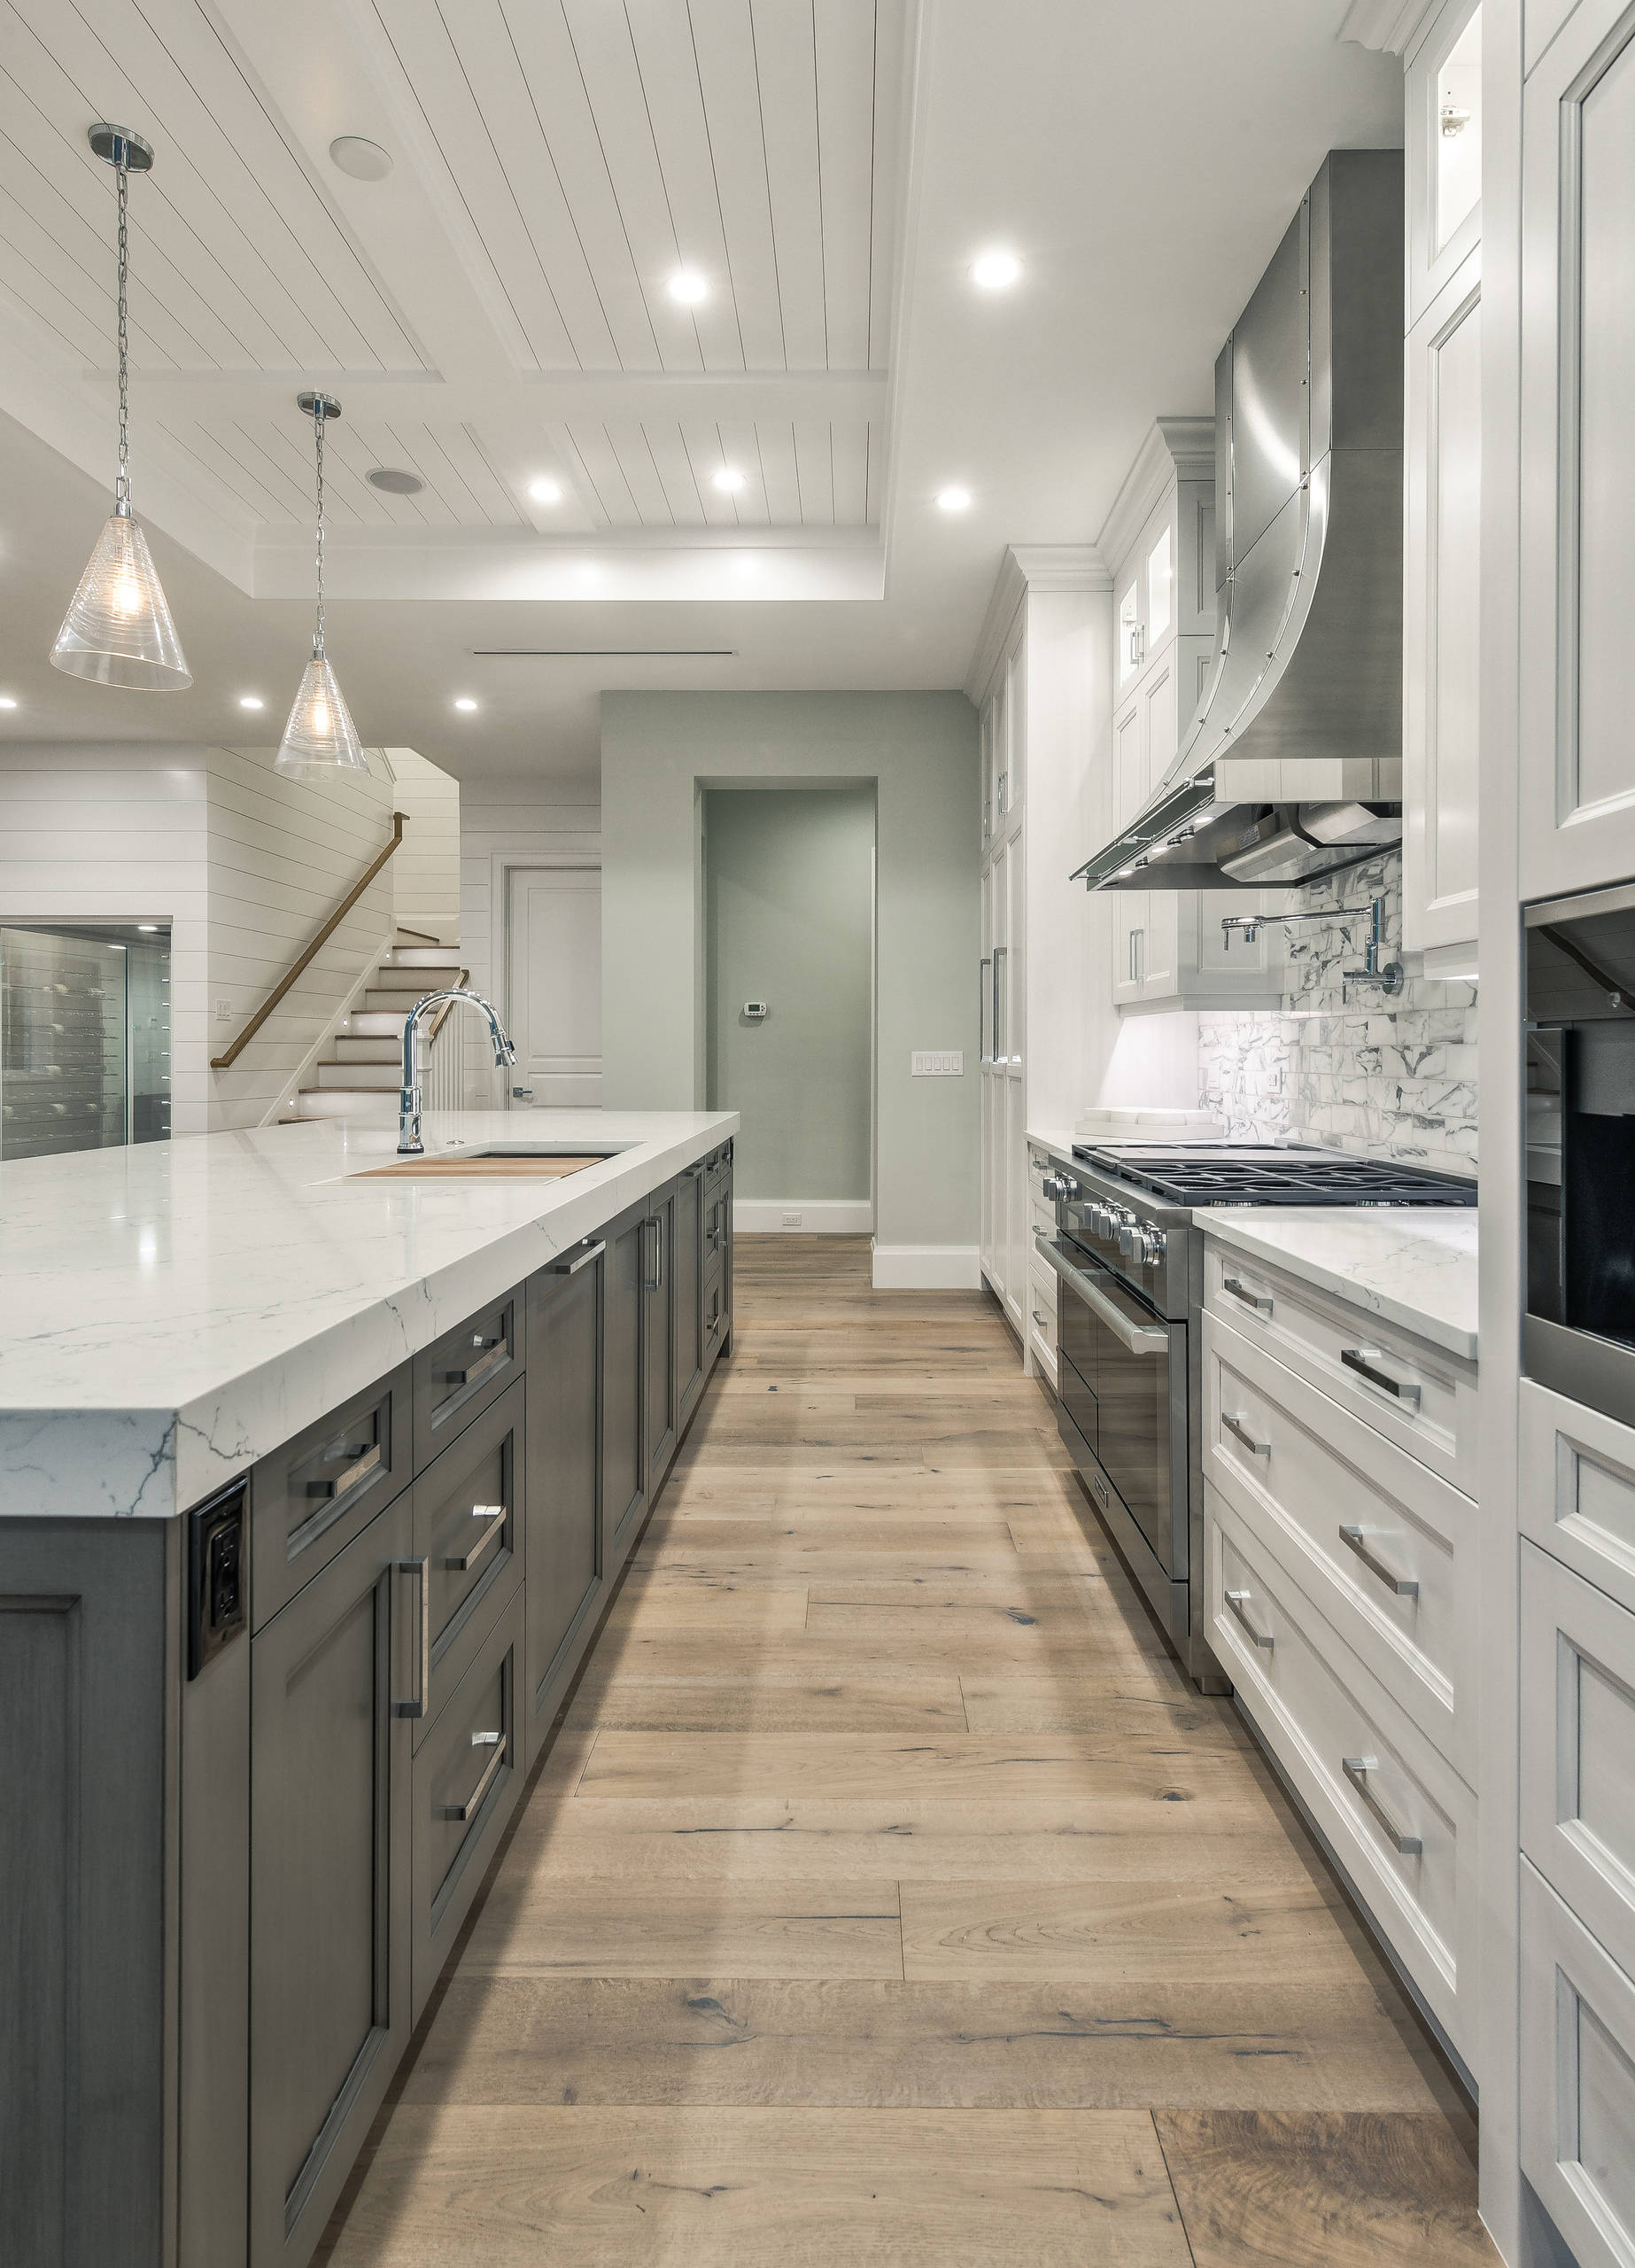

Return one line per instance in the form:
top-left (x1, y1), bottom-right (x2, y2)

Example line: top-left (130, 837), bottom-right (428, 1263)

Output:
top-left (399, 990), bottom-right (515, 1154)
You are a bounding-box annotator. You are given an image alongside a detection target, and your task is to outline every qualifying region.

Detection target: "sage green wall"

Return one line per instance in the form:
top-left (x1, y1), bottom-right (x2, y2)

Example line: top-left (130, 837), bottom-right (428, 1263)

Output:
top-left (705, 787), bottom-right (874, 1203)
top-left (601, 692), bottom-right (980, 1255)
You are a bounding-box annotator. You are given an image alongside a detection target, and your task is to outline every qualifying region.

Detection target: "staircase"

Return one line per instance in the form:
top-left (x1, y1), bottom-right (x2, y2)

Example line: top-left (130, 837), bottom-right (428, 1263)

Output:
top-left (296, 928), bottom-right (467, 1124)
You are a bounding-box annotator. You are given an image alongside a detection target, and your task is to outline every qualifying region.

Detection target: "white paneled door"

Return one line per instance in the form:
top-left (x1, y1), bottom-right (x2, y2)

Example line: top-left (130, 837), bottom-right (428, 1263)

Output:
top-left (507, 866), bottom-right (602, 1108)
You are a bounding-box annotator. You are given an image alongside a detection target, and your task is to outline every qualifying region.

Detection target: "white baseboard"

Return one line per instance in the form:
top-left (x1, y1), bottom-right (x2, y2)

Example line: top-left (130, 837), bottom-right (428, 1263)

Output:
top-left (871, 1243), bottom-right (981, 1290)
top-left (733, 1199), bottom-right (874, 1234)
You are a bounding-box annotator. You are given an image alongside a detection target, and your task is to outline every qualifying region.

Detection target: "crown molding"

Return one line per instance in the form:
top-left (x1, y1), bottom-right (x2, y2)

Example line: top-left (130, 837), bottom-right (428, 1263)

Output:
top-left (1337, 0), bottom-right (1440, 55)
top-left (964, 544), bottom-right (1109, 703)
top-left (1096, 417), bottom-right (1214, 576)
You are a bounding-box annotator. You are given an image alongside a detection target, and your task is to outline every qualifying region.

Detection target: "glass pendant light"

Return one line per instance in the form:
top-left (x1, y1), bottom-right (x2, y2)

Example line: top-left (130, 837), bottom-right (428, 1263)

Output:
top-left (275, 392), bottom-right (367, 779)
top-left (51, 126), bottom-right (191, 691)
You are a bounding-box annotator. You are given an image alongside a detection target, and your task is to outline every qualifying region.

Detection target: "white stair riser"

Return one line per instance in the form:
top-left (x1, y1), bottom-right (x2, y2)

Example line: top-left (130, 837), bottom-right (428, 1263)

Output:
top-left (333, 1037), bottom-right (401, 1063)
top-left (314, 1062), bottom-right (400, 1091)
top-left (384, 948), bottom-right (460, 967)
top-left (293, 1090), bottom-right (397, 1122)
top-left (347, 1013), bottom-right (408, 1037)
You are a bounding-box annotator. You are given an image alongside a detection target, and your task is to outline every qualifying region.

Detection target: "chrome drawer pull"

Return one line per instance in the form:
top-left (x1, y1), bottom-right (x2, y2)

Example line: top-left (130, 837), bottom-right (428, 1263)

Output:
top-left (394, 1557), bottom-right (430, 1719)
top-left (554, 1239), bottom-right (606, 1276)
top-left (1222, 1412), bottom-right (1270, 1458)
top-left (1340, 1348), bottom-right (1421, 1406)
top-left (440, 1730), bottom-right (508, 1822)
top-left (447, 1503), bottom-right (507, 1572)
top-left (305, 1441), bottom-right (381, 1498)
top-left (1343, 1755), bottom-right (1422, 1855)
top-left (1225, 1588), bottom-right (1275, 1649)
top-left (1031, 1306), bottom-right (1052, 1328)
top-left (442, 1334), bottom-right (508, 1389)
top-left (1338, 1524), bottom-right (1419, 1597)
top-left (1222, 1276), bottom-right (1273, 1315)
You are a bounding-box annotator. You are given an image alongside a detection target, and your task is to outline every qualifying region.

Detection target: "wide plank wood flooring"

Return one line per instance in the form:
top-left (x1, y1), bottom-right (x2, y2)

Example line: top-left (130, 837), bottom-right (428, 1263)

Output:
top-left (320, 1236), bottom-right (1494, 2266)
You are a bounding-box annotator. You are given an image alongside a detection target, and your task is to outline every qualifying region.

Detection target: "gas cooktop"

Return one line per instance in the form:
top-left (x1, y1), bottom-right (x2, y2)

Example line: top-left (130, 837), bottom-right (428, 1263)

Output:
top-left (1071, 1142), bottom-right (1477, 1208)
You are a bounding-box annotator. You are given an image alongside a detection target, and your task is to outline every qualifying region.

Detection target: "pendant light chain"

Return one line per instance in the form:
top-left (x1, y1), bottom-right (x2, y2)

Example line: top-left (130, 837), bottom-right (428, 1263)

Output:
top-left (115, 151), bottom-right (131, 517)
top-left (313, 402), bottom-right (327, 658)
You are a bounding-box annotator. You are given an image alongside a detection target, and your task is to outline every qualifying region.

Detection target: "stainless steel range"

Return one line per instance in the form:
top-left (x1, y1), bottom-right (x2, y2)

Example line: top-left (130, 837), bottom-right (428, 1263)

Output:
top-left (1035, 1143), bottom-right (1476, 1688)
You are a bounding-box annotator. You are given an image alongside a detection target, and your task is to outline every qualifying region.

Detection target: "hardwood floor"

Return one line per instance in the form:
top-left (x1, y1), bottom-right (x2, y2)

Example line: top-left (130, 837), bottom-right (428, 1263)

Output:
top-left (320, 1236), bottom-right (1493, 2266)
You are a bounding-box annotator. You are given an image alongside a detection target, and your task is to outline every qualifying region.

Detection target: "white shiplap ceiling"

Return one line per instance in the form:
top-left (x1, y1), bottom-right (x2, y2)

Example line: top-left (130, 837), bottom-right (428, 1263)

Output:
top-left (0, 0), bottom-right (899, 552)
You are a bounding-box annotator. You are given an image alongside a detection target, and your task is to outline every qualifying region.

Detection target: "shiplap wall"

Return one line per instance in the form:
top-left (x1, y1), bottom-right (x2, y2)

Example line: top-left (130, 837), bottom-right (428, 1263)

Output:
top-left (384, 747), bottom-right (461, 945)
top-left (459, 777), bottom-right (602, 1107)
top-left (205, 746), bottom-right (398, 1131)
top-left (0, 744), bottom-right (212, 1133)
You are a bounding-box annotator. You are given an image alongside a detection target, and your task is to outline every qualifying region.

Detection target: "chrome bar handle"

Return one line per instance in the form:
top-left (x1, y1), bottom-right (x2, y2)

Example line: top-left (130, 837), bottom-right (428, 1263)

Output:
top-left (439, 1730), bottom-right (508, 1822)
top-left (304, 1441), bottom-right (381, 1499)
top-left (1034, 1234), bottom-right (1168, 1355)
top-left (447, 1504), bottom-right (507, 1573)
top-left (1225, 1588), bottom-right (1275, 1650)
top-left (394, 1557), bottom-right (430, 1717)
top-left (1338, 1525), bottom-right (1420, 1597)
top-left (1341, 1348), bottom-right (1421, 1406)
top-left (1221, 1277), bottom-right (1273, 1316)
top-left (993, 945), bottom-right (1008, 1060)
top-left (554, 1239), bottom-right (606, 1276)
top-left (1343, 1756), bottom-right (1422, 1854)
top-left (1221, 1412), bottom-right (1271, 1458)
top-left (979, 957), bottom-right (990, 1063)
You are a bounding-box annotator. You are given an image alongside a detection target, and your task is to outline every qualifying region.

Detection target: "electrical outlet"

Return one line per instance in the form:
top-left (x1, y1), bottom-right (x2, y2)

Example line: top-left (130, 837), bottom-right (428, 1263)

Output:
top-left (911, 1050), bottom-right (964, 1076)
top-left (781, 1211), bottom-right (802, 1228)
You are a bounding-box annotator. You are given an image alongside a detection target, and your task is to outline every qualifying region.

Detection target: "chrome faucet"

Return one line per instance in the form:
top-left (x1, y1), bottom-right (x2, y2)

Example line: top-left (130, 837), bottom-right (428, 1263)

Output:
top-left (399, 990), bottom-right (515, 1154)
top-left (1220, 894), bottom-right (1405, 999)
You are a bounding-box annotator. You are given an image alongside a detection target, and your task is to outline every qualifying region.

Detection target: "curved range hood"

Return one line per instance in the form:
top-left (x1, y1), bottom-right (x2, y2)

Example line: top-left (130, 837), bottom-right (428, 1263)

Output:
top-left (1073, 148), bottom-right (1405, 894)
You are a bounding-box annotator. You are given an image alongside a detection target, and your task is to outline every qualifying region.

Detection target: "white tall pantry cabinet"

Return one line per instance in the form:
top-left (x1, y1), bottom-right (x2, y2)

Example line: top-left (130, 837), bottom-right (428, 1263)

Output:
top-left (973, 549), bottom-right (1112, 1371)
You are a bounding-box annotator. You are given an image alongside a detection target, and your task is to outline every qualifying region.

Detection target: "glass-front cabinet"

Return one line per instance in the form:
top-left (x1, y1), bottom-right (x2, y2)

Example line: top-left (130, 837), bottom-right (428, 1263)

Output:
top-left (0, 923), bottom-right (171, 1160)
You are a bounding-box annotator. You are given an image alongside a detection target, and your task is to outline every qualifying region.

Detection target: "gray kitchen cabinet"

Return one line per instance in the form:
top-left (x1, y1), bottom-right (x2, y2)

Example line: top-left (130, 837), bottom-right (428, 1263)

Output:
top-left (410, 1586), bottom-right (523, 2019)
top-left (523, 1238), bottom-right (606, 1766)
top-left (675, 1155), bottom-right (706, 1422)
top-left (409, 1377), bottom-right (523, 1742)
top-left (644, 1177), bottom-right (679, 1497)
top-left (604, 1193), bottom-right (648, 1557)
top-left (250, 1491), bottom-right (414, 2268)
top-left (252, 1359), bottom-right (411, 1632)
top-left (413, 1284), bottom-right (523, 1469)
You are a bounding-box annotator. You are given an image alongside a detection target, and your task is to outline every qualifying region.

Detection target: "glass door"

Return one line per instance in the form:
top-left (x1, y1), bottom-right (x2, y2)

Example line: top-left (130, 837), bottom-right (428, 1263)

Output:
top-left (0, 925), bottom-right (170, 1160)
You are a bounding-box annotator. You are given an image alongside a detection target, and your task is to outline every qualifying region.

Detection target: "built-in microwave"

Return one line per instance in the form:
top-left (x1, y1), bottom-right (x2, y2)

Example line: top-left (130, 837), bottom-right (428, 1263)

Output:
top-left (1525, 881), bottom-right (1635, 1425)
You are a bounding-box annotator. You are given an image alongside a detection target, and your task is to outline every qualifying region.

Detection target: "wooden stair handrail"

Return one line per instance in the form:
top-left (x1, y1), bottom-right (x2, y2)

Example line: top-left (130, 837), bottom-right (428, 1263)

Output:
top-left (212, 812), bottom-right (409, 1070)
top-left (424, 973), bottom-right (471, 1046)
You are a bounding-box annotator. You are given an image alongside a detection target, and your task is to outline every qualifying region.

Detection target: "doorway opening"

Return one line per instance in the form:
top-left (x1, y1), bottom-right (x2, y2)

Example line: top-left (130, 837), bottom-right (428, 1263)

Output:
top-left (703, 786), bottom-right (875, 1233)
top-left (0, 922), bottom-right (171, 1161)
top-left (505, 865), bottom-right (601, 1109)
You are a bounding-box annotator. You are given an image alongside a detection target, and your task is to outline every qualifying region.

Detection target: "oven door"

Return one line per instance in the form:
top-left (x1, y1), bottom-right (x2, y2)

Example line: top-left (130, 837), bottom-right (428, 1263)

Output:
top-left (1036, 1231), bottom-right (1180, 1577)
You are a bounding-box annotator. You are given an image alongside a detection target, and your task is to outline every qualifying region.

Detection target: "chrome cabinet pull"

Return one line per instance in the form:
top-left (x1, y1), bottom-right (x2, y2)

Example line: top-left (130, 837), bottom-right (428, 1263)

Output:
top-left (1338, 1524), bottom-right (1420, 1597)
top-left (439, 1730), bottom-right (508, 1822)
top-left (1225, 1588), bottom-right (1275, 1649)
top-left (643, 1217), bottom-right (664, 1291)
top-left (1221, 1412), bottom-right (1271, 1458)
top-left (1341, 1348), bottom-right (1421, 1406)
top-left (979, 957), bottom-right (990, 1062)
top-left (394, 1557), bottom-right (430, 1718)
top-left (1343, 1755), bottom-right (1422, 1854)
top-left (1221, 1277), bottom-right (1273, 1316)
top-left (447, 1503), bottom-right (507, 1573)
top-left (993, 945), bottom-right (1008, 1060)
top-left (304, 1440), bottom-right (381, 1499)
top-left (554, 1239), bottom-right (606, 1276)
top-left (442, 1332), bottom-right (507, 1388)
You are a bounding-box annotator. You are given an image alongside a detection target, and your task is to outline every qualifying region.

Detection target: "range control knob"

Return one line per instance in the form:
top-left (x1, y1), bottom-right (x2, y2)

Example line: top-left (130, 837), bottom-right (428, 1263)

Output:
top-left (1060, 1173), bottom-right (1081, 1200)
top-left (1041, 1174), bottom-right (1066, 1202)
top-left (1091, 1204), bottom-right (1113, 1239)
top-left (1140, 1225), bottom-right (1168, 1264)
top-left (1116, 1216), bottom-right (1136, 1256)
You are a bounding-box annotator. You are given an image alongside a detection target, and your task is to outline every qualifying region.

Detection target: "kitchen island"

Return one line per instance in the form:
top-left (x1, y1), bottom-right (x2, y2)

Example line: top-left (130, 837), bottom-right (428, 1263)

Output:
top-left (0, 1108), bottom-right (736, 2268)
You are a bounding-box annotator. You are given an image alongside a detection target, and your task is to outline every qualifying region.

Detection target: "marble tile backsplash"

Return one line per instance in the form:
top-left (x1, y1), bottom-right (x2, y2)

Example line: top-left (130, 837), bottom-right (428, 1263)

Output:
top-left (1197, 850), bottom-right (1478, 1175)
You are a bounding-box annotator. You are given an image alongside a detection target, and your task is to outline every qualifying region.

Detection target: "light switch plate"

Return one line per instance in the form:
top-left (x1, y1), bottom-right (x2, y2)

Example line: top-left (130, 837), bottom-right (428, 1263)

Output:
top-left (911, 1050), bottom-right (964, 1076)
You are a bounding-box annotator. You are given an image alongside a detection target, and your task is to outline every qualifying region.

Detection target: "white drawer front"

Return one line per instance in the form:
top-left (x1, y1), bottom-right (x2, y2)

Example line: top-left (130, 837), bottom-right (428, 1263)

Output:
top-left (1521, 1379), bottom-right (1635, 1622)
top-left (1205, 1481), bottom-right (1476, 2056)
top-left (1204, 1240), bottom-right (1477, 1495)
top-left (1523, 1540), bottom-right (1635, 1989)
top-left (1027, 1254), bottom-right (1058, 1388)
top-left (1521, 1860), bottom-right (1635, 2268)
top-left (1204, 1310), bottom-right (1476, 1778)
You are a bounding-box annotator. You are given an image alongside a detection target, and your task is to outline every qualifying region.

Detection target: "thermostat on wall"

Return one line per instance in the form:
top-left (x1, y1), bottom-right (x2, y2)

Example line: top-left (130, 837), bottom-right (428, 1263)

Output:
top-left (741, 1001), bottom-right (769, 1021)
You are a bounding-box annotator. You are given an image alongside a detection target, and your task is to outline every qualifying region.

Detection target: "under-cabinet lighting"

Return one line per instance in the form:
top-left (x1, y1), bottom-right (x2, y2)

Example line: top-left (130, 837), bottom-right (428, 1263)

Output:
top-left (137, 923), bottom-right (158, 932)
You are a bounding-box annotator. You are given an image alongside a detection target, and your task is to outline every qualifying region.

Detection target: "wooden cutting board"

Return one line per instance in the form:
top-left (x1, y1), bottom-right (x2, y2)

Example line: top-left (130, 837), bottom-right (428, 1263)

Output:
top-left (356, 1154), bottom-right (609, 1179)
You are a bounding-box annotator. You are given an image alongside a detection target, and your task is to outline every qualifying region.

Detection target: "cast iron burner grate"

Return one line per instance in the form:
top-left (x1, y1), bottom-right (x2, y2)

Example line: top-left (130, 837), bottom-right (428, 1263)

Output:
top-left (1071, 1144), bottom-right (1476, 1208)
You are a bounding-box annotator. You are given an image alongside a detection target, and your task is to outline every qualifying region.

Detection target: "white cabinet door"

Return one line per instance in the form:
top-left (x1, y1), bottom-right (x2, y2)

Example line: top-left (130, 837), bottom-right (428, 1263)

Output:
top-left (979, 856), bottom-right (1000, 1291)
top-left (1404, 249), bottom-right (1482, 958)
top-left (1139, 660), bottom-right (1181, 1000)
top-left (980, 698), bottom-right (995, 854)
top-left (1407, 0), bottom-right (1484, 327)
top-left (1519, 1), bottom-right (1635, 900)
top-left (1111, 695), bottom-right (1146, 1004)
top-left (1520, 1861), bottom-right (1635, 2268)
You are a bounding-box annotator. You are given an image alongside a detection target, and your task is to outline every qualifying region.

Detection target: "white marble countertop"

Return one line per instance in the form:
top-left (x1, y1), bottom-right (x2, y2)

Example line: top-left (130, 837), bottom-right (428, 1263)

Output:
top-left (0, 1109), bottom-right (736, 1518)
top-left (1202, 1206), bottom-right (1478, 1362)
top-left (1025, 1128), bottom-right (1079, 1167)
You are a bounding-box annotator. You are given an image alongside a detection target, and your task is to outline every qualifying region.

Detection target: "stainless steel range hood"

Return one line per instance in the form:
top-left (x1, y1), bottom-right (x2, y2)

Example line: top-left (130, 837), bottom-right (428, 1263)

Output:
top-left (1074, 149), bottom-right (1405, 894)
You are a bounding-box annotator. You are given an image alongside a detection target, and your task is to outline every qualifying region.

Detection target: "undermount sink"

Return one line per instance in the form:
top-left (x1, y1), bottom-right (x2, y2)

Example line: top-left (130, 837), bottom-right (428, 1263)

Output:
top-left (353, 1141), bottom-right (632, 1180)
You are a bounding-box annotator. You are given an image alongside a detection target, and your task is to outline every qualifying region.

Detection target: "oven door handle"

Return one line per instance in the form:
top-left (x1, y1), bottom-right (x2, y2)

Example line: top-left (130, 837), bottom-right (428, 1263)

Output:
top-left (1034, 1235), bottom-right (1168, 1355)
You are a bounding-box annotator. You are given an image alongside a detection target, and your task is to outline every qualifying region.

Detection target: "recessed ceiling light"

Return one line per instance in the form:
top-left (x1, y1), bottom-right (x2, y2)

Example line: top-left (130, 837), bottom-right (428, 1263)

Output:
top-left (238, 693), bottom-right (265, 710)
top-left (528, 478), bottom-right (562, 505)
top-left (137, 923), bottom-right (159, 932)
top-left (368, 465), bottom-right (422, 495)
top-left (936, 485), bottom-right (972, 513)
top-left (453, 696), bottom-right (478, 711)
top-left (667, 268), bottom-right (709, 305)
top-left (0, 695), bottom-right (16, 710)
top-left (329, 135), bottom-right (392, 182)
top-left (713, 466), bottom-right (745, 493)
top-left (971, 248), bottom-right (1022, 291)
